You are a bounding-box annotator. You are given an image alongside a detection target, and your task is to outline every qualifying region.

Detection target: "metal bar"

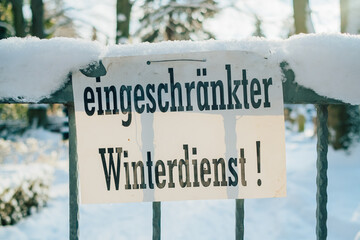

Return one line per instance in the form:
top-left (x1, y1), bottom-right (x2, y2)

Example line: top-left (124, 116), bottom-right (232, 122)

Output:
top-left (235, 199), bottom-right (244, 240)
top-left (68, 103), bottom-right (79, 240)
top-left (153, 201), bottom-right (161, 240)
top-left (316, 104), bottom-right (328, 240)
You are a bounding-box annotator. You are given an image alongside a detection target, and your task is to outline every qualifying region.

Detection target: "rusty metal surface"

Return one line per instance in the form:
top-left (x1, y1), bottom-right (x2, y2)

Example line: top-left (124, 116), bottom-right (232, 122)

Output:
top-left (153, 202), bottom-right (161, 240)
top-left (68, 103), bottom-right (79, 240)
top-left (236, 199), bottom-right (245, 240)
top-left (316, 104), bottom-right (328, 240)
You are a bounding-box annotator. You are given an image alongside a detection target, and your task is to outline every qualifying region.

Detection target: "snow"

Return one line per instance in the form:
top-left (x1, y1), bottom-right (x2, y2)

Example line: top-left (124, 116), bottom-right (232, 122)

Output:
top-left (0, 128), bottom-right (66, 197)
top-left (281, 33), bottom-right (360, 104)
top-left (0, 33), bottom-right (360, 104)
top-left (0, 163), bottom-right (53, 196)
top-left (117, 14), bottom-right (127, 22)
top-left (309, 0), bottom-right (340, 33)
top-left (0, 123), bottom-right (359, 239)
top-left (0, 37), bottom-right (103, 102)
top-left (104, 33), bottom-right (360, 104)
top-left (0, 128), bottom-right (66, 164)
top-left (205, 0), bottom-right (294, 39)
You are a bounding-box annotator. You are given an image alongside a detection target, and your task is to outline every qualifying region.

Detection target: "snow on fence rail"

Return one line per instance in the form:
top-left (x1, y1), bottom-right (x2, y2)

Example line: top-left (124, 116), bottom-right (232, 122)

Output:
top-left (0, 33), bottom-right (360, 104)
top-left (0, 34), bottom-right (359, 240)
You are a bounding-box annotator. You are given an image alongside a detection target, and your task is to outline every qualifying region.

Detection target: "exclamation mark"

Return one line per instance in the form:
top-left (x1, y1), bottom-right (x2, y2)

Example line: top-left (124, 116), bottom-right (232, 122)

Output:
top-left (256, 141), bottom-right (262, 186)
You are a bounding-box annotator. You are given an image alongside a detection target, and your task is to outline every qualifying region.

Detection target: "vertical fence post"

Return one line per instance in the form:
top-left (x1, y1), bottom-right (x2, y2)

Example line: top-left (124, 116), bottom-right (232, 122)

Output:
top-left (153, 201), bottom-right (161, 240)
top-left (316, 104), bottom-right (328, 240)
top-left (68, 103), bottom-right (79, 240)
top-left (235, 199), bottom-right (244, 240)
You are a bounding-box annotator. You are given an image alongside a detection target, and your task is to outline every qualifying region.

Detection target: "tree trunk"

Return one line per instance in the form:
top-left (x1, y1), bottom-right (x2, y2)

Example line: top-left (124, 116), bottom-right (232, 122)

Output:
top-left (340, 0), bottom-right (349, 33)
top-left (31, 0), bottom-right (44, 38)
top-left (116, 0), bottom-right (132, 44)
top-left (10, 0), bottom-right (26, 37)
top-left (165, 15), bottom-right (175, 41)
top-left (341, 0), bottom-right (360, 34)
top-left (293, 0), bottom-right (314, 34)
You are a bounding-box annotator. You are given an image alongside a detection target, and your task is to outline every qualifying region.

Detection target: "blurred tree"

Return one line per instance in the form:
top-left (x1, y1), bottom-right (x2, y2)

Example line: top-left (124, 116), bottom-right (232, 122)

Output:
top-left (328, 105), bottom-right (360, 150)
top-left (0, 0), bottom-right (14, 38)
top-left (252, 15), bottom-right (265, 37)
top-left (91, 26), bottom-right (97, 40)
top-left (292, 0), bottom-right (314, 33)
top-left (31, 0), bottom-right (44, 38)
top-left (340, 0), bottom-right (360, 34)
top-left (116, 0), bottom-right (132, 43)
top-left (45, 0), bottom-right (77, 38)
top-left (1, 0), bottom-right (76, 41)
top-left (9, 0), bottom-right (26, 37)
top-left (340, 0), bottom-right (348, 33)
top-left (136, 0), bottom-right (218, 42)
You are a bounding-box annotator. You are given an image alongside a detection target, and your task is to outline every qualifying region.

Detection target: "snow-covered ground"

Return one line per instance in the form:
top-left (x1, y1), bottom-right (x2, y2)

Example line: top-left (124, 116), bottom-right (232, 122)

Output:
top-left (0, 123), bottom-right (359, 240)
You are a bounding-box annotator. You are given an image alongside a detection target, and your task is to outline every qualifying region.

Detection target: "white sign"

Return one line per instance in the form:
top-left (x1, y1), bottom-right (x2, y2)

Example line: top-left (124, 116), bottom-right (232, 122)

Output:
top-left (72, 51), bottom-right (286, 204)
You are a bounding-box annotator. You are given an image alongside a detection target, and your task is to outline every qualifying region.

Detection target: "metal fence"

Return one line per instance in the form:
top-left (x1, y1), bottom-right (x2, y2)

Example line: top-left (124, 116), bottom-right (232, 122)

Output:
top-left (0, 61), bottom-right (344, 240)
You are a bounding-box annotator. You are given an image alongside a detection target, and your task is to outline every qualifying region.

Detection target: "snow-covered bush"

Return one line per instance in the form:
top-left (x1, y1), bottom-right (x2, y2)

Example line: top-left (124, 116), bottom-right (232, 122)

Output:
top-left (0, 104), bottom-right (28, 121)
top-left (284, 104), bottom-right (316, 136)
top-left (0, 138), bottom-right (11, 163)
top-left (0, 164), bottom-right (53, 226)
top-left (0, 130), bottom-right (63, 164)
top-left (0, 129), bottom-right (63, 225)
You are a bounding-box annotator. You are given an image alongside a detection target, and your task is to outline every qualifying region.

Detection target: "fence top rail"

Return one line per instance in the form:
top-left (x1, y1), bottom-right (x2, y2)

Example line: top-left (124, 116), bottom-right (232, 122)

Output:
top-left (1, 34), bottom-right (359, 105)
top-left (67, 61), bottom-right (346, 105)
top-left (0, 61), bottom-right (345, 105)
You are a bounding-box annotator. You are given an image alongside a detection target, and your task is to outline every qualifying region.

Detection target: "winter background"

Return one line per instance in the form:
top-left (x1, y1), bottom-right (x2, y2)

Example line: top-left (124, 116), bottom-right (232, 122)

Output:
top-left (0, 0), bottom-right (360, 239)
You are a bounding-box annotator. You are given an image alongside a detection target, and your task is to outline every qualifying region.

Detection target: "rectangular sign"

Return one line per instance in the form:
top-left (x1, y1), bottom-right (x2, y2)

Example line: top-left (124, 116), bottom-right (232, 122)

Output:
top-left (72, 51), bottom-right (286, 204)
